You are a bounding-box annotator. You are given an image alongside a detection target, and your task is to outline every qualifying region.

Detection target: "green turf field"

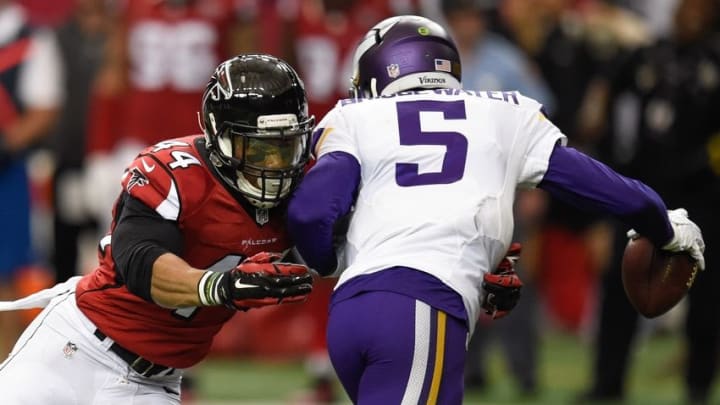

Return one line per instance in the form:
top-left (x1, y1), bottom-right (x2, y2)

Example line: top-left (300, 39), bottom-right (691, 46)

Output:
top-left (194, 330), bottom-right (719, 404)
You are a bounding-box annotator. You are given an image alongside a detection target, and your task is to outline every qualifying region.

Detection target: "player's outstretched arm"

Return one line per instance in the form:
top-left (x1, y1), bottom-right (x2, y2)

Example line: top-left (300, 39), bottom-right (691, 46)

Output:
top-left (146, 252), bottom-right (313, 310)
top-left (112, 193), bottom-right (313, 309)
top-left (537, 144), bottom-right (705, 267)
top-left (538, 144), bottom-right (673, 245)
top-left (149, 253), bottom-right (207, 308)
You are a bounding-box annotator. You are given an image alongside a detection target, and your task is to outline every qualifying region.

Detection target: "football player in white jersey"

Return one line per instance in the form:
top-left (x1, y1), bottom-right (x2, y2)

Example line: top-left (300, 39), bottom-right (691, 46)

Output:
top-left (286, 15), bottom-right (706, 405)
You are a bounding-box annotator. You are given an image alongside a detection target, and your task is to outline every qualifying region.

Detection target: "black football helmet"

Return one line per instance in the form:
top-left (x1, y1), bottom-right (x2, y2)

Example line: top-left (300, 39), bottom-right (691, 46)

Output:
top-left (201, 54), bottom-right (314, 208)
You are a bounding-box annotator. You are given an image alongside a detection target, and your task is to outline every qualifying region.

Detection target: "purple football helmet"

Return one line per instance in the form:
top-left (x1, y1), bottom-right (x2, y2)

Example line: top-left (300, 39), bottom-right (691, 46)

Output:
top-left (350, 15), bottom-right (462, 98)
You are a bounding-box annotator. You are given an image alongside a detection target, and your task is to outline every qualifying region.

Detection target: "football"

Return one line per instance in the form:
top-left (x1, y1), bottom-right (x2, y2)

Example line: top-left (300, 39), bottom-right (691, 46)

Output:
top-left (621, 236), bottom-right (699, 318)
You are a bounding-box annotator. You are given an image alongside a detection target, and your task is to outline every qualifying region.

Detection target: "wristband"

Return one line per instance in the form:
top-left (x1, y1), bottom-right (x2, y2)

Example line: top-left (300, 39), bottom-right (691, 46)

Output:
top-left (197, 271), bottom-right (225, 306)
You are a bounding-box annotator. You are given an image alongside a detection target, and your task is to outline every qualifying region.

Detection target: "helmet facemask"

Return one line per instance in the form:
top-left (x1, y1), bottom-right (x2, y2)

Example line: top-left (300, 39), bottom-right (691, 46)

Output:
top-left (208, 113), bottom-right (313, 208)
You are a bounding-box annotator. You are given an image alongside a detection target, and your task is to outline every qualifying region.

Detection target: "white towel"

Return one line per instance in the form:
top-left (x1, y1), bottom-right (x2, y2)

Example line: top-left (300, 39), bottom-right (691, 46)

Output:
top-left (0, 276), bottom-right (81, 311)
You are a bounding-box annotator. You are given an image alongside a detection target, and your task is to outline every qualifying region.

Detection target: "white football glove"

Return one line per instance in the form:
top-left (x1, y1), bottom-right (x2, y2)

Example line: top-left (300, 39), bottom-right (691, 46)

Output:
top-left (627, 208), bottom-right (705, 270)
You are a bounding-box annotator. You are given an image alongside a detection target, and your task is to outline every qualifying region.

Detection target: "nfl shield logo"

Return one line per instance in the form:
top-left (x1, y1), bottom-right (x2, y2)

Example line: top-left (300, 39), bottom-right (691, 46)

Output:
top-left (63, 341), bottom-right (78, 358)
top-left (387, 64), bottom-right (400, 78)
top-left (255, 208), bottom-right (269, 225)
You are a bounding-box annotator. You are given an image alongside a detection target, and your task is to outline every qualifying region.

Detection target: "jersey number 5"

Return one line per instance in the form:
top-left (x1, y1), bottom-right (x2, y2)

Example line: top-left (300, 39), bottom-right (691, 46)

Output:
top-left (395, 100), bottom-right (468, 186)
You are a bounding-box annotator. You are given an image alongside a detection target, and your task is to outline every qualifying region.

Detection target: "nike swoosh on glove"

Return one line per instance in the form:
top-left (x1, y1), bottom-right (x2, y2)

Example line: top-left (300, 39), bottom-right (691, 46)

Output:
top-left (198, 252), bottom-right (313, 311)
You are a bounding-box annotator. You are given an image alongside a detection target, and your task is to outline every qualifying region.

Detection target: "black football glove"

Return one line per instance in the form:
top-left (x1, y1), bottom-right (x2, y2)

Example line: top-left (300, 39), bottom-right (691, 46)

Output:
top-left (198, 252), bottom-right (313, 311)
top-left (481, 243), bottom-right (523, 320)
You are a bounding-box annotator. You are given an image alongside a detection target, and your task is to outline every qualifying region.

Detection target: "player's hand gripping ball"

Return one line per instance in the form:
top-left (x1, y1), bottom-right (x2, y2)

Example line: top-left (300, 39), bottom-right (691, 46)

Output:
top-left (621, 236), bottom-right (699, 318)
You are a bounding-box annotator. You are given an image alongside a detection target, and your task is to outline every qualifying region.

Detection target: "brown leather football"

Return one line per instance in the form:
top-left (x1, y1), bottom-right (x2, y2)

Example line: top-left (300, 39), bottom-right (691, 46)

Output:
top-left (621, 236), bottom-right (699, 318)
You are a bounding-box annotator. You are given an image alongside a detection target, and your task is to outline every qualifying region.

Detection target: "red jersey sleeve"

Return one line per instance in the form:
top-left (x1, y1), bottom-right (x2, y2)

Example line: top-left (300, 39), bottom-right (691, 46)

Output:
top-left (120, 137), bottom-right (211, 221)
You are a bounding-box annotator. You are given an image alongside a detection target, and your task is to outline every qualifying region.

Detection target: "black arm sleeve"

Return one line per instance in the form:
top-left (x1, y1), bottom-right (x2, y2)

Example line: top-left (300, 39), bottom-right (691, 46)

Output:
top-left (111, 192), bottom-right (184, 302)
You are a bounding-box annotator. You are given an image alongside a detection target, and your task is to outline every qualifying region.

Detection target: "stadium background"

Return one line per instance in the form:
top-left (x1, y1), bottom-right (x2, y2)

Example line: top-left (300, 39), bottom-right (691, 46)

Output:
top-left (2, 0), bottom-right (719, 403)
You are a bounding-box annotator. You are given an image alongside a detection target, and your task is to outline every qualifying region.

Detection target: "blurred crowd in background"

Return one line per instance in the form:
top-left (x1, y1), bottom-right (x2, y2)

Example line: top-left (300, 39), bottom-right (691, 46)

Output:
top-left (1, 0), bottom-right (719, 403)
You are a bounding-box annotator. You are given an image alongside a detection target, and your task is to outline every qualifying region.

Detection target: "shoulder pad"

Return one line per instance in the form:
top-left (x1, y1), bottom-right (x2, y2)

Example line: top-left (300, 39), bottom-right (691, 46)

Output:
top-left (121, 136), bottom-right (211, 220)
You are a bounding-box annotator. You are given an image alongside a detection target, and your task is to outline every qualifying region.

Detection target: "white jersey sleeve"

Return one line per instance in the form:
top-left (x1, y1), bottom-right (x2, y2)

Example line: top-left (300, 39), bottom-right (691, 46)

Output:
top-left (512, 94), bottom-right (567, 188)
top-left (313, 103), bottom-right (358, 161)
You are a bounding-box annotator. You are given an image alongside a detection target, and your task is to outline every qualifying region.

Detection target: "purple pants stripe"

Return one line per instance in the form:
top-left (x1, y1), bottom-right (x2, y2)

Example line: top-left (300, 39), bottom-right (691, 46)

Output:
top-left (327, 291), bottom-right (466, 404)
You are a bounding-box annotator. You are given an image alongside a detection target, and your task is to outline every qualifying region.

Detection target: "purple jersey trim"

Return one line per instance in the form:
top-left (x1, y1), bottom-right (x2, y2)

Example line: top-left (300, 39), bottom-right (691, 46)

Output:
top-left (331, 267), bottom-right (468, 326)
top-left (538, 145), bottom-right (673, 246)
top-left (310, 126), bottom-right (325, 156)
top-left (287, 151), bottom-right (360, 275)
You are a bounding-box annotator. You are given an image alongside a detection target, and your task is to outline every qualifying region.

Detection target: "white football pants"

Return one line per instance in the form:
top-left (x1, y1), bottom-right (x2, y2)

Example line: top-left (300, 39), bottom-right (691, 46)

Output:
top-left (0, 289), bottom-right (182, 404)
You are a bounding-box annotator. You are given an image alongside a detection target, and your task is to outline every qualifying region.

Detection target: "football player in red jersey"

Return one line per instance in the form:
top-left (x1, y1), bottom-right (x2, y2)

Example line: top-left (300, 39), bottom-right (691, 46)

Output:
top-left (0, 54), bottom-right (314, 404)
